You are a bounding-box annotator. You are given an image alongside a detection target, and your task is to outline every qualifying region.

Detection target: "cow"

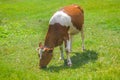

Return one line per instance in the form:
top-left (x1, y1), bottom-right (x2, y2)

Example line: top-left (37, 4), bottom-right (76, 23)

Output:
top-left (37, 4), bottom-right (85, 68)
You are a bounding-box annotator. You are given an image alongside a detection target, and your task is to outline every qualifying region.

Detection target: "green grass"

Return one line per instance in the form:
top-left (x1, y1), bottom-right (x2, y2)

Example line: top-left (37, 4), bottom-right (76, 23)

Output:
top-left (0, 0), bottom-right (120, 80)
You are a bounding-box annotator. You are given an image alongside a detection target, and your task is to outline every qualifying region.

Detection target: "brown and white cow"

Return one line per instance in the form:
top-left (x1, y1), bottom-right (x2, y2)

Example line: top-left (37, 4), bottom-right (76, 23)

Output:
top-left (37, 4), bottom-right (84, 68)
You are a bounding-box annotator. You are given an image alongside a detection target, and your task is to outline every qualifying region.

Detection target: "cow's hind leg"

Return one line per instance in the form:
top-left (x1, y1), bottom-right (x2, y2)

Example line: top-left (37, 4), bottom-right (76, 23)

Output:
top-left (81, 27), bottom-right (85, 51)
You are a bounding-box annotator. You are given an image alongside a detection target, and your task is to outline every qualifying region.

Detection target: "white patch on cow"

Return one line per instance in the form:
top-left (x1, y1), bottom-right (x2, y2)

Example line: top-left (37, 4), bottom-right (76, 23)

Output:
top-left (49, 11), bottom-right (80, 35)
top-left (49, 11), bottom-right (72, 27)
top-left (59, 45), bottom-right (64, 60)
top-left (66, 40), bottom-right (71, 52)
top-left (67, 58), bottom-right (72, 66)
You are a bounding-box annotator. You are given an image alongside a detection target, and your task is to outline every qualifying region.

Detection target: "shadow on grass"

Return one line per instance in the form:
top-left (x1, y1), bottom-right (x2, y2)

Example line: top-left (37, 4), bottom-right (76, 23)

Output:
top-left (43, 49), bottom-right (98, 72)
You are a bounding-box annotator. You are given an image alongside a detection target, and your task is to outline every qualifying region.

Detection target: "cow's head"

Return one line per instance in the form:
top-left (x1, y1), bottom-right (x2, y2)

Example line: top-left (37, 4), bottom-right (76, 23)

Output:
top-left (36, 43), bottom-right (53, 68)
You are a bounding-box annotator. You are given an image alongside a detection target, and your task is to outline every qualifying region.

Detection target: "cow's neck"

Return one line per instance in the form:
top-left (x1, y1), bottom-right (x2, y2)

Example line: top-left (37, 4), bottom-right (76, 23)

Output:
top-left (44, 25), bottom-right (59, 48)
top-left (44, 28), bottom-right (55, 48)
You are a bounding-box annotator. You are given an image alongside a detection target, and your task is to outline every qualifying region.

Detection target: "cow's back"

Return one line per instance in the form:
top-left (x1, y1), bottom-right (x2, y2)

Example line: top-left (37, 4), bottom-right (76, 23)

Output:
top-left (49, 4), bottom-right (84, 35)
top-left (62, 5), bottom-right (84, 30)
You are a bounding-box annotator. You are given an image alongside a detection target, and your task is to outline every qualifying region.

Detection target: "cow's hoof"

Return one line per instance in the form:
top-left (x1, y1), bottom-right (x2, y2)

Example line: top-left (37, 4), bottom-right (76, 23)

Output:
top-left (67, 63), bottom-right (72, 67)
top-left (67, 62), bottom-right (72, 67)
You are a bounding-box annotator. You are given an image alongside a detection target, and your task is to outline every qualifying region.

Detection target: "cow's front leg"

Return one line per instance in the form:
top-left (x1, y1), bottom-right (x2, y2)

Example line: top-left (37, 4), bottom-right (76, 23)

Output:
top-left (69, 35), bottom-right (72, 52)
top-left (65, 39), bottom-right (72, 67)
top-left (59, 44), bottom-right (64, 60)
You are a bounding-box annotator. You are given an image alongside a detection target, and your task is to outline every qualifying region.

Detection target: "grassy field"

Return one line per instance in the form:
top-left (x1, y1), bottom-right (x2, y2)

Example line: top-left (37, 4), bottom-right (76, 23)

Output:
top-left (0, 0), bottom-right (120, 80)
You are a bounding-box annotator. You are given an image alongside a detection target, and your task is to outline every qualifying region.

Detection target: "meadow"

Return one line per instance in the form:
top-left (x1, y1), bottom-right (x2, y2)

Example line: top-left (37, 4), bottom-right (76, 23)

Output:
top-left (0, 0), bottom-right (120, 80)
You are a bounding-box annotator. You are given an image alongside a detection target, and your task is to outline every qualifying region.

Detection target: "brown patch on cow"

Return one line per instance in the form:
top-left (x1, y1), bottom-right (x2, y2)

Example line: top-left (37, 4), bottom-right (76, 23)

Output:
top-left (61, 4), bottom-right (84, 31)
top-left (44, 23), bottom-right (69, 48)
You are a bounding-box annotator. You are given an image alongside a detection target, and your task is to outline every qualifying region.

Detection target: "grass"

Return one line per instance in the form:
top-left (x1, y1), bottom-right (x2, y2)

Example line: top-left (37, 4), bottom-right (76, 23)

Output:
top-left (0, 0), bottom-right (120, 80)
